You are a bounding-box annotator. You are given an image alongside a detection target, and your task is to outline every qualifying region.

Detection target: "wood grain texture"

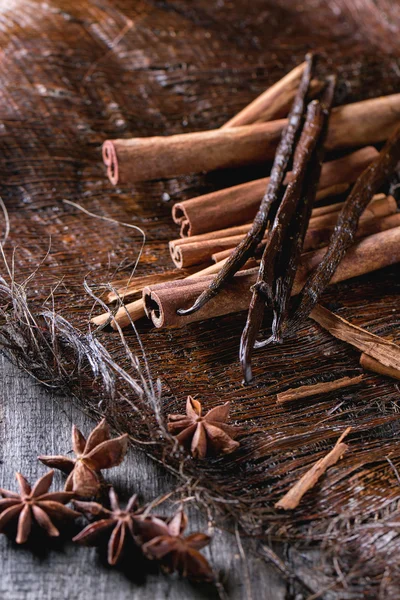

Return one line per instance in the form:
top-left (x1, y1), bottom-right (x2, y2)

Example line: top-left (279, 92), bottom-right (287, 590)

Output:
top-left (0, 1), bottom-right (400, 598)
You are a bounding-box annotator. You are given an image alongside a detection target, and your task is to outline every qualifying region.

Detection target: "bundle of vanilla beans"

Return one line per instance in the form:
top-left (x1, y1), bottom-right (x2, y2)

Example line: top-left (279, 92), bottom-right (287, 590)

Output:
top-left (96, 55), bottom-right (400, 382)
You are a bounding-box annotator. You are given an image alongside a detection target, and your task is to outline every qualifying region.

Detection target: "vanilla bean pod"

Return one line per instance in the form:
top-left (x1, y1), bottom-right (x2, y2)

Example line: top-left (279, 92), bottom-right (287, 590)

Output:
top-left (240, 93), bottom-right (331, 382)
top-left (177, 53), bottom-right (315, 318)
top-left (255, 77), bottom-right (336, 354)
top-left (286, 124), bottom-right (400, 334)
top-left (271, 77), bottom-right (336, 343)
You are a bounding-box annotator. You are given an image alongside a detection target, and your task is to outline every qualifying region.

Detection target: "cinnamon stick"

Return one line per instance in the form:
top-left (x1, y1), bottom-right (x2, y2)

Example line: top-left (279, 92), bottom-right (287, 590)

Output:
top-left (304, 211), bottom-right (400, 252)
top-left (211, 204), bottom-right (399, 265)
top-left (103, 94), bottom-right (400, 184)
top-left (104, 60), bottom-right (312, 186)
top-left (310, 304), bottom-right (400, 371)
top-left (360, 353), bottom-right (400, 381)
top-left (173, 147), bottom-right (378, 237)
top-left (178, 183), bottom-right (351, 238)
top-left (288, 125), bottom-right (400, 332)
top-left (314, 183), bottom-right (349, 202)
top-left (274, 428), bottom-right (351, 510)
top-left (91, 298), bottom-right (146, 328)
top-left (276, 375), bottom-right (364, 404)
top-left (306, 193), bottom-right (389, 229)
top-left (222, 61), bottom-right (314, 127)
top-left (143, 227), bottom-right (400, 328)
top-left (105, 270), bottom-right (190, 303)
top-left (91, 257), bottom-right (257, 328)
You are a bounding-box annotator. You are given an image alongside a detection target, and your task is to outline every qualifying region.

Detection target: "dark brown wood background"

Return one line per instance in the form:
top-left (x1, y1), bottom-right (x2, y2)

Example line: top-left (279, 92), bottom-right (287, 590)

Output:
top-left (1, 1), bottom-right (400, 597)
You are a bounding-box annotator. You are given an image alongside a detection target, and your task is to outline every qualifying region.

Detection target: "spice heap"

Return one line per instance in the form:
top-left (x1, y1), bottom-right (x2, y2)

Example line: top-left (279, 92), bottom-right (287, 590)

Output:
top-left (0, 419), bottom-right (216, 584)
top-left (95, 56), bottom-right (400, 383)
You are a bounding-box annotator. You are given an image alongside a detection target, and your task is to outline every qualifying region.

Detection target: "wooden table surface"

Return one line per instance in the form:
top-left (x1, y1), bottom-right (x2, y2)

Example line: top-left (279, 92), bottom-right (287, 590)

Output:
top-left (2, 1), bottom-right (399, 597)
top-left (0, 355), bottom-right (294, 600)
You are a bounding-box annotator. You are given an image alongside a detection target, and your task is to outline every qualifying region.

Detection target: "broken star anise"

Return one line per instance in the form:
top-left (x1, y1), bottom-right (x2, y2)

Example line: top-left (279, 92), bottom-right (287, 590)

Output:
top-left (168, 396), bottom-right (239, 459)
top-left (73, 487), bottom-right (167, 565)
top-left (142, 509), bottom-right (214, 582)
top-left (0, 470), bottom-right (79, 543)
top-left (38, 419), bottom-right (128, 497)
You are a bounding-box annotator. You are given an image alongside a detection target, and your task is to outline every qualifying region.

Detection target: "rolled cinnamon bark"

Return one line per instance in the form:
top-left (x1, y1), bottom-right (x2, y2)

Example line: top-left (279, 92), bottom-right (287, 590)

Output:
top-left (144, 226), bottom-right (400, 328)
top-left (91, 256), bottom-right (257, 328)
top-left (276, 375), bottom-right (364, 404)
top-left (103, 94), bottom-right (400, 185)
top-left (223, 62), bottom-right (321, 127)
top-left (360, 353), bottom-right (400, 380)
top-left (213, 211), bottom-right (400, 263)
top-left (178, 184), bottom-right (349, 238)
top-left (307, 193), bottom-right (388, 229)
top-left (303, 210), bottom-right (400, 251)
top-left (172, 147), bottom-right (378, 236)
top-left (104, 60), bottom-right (311, 185)
top-left (171, 195), bottom-right (397, 268)
top-left (313, 183), bottom-right (350, 203)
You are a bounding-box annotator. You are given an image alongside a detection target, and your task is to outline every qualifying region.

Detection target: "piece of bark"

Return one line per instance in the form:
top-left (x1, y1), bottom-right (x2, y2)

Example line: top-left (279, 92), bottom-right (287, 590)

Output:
top-left (143, 226), bottom-right (400, 328)
top-left (276, 375), bottom-right (364, 404)
top-left (170, 234), bottom-right (247, 269)
top-left (103, 94), bottom-right (399, 184)
top-left (274, 428), bottom-right (351, 510)
top-left (172, 147), bottom-right (378, 237)
top-left (310, 304), bottom-right (400, 371)
top-left (360, 353), bottom-right (400, 381)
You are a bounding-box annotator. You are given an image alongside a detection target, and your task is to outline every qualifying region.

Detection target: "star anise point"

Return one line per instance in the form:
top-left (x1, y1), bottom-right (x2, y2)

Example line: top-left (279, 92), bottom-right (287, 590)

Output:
top-left (0, 471), bottom-right (79, 544)
top-left (168, 397), bottom-right (240, 459)
top-left (38, 420), bottom-right (128, 497)
top-left (142, 508), bottom-right (214, 582)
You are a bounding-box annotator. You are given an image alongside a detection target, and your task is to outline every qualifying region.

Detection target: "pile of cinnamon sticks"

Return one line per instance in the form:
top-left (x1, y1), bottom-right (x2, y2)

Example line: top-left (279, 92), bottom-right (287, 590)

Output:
top-left (96, 56), bottom-right (400, 383)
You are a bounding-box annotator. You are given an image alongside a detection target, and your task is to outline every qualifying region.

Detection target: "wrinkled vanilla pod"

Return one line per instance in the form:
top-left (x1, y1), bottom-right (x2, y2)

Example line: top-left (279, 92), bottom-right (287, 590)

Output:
top-left (176, 53), bottom-right (315, 317)
top-left (256, 76), bottom-right (336, 351)
top-left (240, 80), bottom-right (334, 382)
top-left (286, 124), bottom-right (400, 333)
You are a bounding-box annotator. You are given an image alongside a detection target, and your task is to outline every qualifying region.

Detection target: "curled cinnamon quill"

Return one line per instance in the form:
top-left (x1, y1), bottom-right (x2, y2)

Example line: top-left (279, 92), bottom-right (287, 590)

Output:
top-left (275, 427), bottom-right (351, 510)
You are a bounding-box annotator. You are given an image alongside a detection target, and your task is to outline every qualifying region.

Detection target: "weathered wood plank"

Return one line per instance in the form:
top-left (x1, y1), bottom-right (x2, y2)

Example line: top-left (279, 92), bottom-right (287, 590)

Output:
top-left (0, 355), bottom-right (287, 600)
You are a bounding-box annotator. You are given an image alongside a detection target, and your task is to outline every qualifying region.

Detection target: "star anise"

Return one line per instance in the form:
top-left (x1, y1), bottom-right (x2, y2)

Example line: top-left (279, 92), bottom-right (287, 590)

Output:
top-left (142, 509), bottom-right (214, 582)
top-left (168, 396), bottom-right (239, 459)
top-left (73, 487), bottom-right (167, 565)
top-left (0, 470), bottom-right (79, 543)
top-left (38, 419), bottom-right (128, 497)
